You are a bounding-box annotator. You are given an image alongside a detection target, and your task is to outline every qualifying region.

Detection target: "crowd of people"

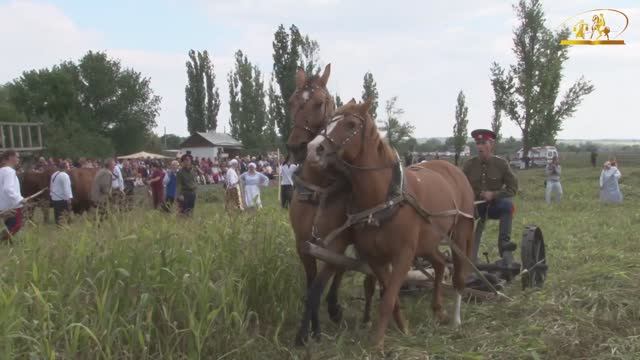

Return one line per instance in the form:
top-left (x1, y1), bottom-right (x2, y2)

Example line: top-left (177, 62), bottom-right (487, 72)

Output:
top-left (0, 141), bottom-right (626, 242)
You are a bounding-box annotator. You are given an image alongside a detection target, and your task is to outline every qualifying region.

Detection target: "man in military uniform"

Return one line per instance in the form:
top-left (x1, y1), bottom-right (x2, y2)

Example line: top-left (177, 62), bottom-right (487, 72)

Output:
top-left (463, 129), bottom-right (519, 264)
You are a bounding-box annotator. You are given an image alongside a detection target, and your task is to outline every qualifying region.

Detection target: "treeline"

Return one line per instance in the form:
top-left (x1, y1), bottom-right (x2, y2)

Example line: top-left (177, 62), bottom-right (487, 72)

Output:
top-left (1, 51), bottom-right (161, 158)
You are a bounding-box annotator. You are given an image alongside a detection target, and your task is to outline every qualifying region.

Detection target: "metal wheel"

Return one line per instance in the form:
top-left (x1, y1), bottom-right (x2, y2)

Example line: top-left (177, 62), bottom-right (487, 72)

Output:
top-left (520, 225), bottom-right (547, 289)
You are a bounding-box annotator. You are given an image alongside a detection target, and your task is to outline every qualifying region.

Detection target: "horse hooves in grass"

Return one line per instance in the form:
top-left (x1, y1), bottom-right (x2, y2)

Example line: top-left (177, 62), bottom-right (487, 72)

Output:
top-left (435, 310), bottom-right (450, 325)
top-left (328, 304), bottom-right (343, 323)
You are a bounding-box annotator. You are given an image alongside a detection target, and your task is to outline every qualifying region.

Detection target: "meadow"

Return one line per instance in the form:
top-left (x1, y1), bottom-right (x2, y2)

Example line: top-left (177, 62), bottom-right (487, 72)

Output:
top-left (1, 154), bottom-right (639, 359)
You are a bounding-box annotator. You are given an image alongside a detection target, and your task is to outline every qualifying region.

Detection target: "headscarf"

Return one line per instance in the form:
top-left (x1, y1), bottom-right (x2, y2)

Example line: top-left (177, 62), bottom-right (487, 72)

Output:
top-left (248, 162), bottom-right (256, 170)
top-left (229, 159), bottom-right (238, 167)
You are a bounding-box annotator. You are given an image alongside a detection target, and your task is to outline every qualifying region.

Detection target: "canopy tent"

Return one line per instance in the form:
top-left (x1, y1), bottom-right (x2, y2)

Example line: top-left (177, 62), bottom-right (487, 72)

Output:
top-left (117, 151), bottom-right (169, 160)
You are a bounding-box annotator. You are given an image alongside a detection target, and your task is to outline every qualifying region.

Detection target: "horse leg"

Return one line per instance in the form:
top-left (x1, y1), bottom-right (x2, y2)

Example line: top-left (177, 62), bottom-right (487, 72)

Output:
top-left (371, 253), bottom-right (412, 350)
top-left (326, 269), bottom-right (344, 323)
top-left (425, 250), bottom-right (449, 324)
top-left (362, 274), bottom-right (376, 325)
top-left (452, 219), bottom-right (474, 327)
top-left (297, 250), bottom-right (318, 339)
top-left (295, 264), bottom-right (336, 346)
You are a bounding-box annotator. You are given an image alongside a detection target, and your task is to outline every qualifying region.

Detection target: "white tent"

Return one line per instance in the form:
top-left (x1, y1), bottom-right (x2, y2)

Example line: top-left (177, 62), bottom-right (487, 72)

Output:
top-left (117, 151), bottom-right (169, 160)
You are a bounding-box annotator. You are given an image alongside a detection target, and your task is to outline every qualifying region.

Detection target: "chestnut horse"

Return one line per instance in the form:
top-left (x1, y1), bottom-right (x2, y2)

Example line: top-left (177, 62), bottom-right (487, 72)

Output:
top-left (286, 65), bottom-right (376, 345)
top-left (306, 100), bottom-right (475, 350)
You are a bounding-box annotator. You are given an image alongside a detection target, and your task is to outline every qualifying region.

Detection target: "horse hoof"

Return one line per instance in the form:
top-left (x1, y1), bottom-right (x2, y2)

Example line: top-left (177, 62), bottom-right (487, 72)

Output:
top-left (435, 310), bottom-right (450, 325)
top-left (328, 305), bottom-right (343, 323)
top-left (294, 332), bottom-right (309, 347)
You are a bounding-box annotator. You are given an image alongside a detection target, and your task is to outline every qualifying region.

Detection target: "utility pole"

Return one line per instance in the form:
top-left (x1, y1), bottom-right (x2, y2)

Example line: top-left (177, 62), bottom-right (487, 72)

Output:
top-left (163, 127), bottom-right (167, 149)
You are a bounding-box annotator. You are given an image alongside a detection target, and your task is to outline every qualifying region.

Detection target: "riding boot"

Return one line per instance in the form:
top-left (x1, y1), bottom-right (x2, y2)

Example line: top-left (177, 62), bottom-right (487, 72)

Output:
top-left (498, 210), bottom-right (516, 262)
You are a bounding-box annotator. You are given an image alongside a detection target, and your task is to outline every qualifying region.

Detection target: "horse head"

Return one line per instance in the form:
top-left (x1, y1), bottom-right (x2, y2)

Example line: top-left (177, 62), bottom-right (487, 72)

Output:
top-left (286, 63), bottom-right (334, 164)
top-left (306, 98), bottom-right (383, 171)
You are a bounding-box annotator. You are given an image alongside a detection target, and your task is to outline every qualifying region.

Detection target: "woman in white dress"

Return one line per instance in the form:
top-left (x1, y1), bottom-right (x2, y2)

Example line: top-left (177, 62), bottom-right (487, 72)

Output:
top-left (599, 159), bottom-right (623, 204)
top-left (240, 163), bottom-right (270, 210)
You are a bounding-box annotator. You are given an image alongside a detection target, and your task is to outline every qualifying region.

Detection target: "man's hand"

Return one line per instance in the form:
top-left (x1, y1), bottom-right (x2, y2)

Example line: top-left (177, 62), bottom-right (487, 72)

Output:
top-left (480, 191), bottom-right (496, 202)
top-left (178, 195), bottom-right (184, 202)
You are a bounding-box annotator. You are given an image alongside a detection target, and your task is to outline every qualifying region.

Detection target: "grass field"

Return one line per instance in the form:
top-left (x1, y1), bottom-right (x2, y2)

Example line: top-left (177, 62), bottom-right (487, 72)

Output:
top-left (1, 157), bottom-right (639, 359)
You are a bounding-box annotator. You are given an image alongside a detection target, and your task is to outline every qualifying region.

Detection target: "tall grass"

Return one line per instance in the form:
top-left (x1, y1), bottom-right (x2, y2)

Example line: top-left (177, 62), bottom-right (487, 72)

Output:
top-left (0, 196), bottom-right (302, 359)
top-left (1, 162), bottom-right (639, 359)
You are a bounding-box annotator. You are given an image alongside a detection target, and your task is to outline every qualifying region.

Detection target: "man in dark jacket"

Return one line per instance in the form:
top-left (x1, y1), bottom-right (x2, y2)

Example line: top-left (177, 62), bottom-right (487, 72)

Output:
top-left (176, 155), bottom-right (197, 215)
top-left (463, 129), bottom-right (519, 264)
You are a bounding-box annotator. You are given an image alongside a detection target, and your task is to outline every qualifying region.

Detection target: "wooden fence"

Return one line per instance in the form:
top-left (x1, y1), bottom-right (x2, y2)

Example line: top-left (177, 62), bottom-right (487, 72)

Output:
top-left (0, 122), bottom-right (44, 152)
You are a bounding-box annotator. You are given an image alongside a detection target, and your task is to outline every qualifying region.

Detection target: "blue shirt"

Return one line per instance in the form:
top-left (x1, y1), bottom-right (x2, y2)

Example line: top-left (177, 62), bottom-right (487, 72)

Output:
top-left (165, 172), bottom-right (178, 198)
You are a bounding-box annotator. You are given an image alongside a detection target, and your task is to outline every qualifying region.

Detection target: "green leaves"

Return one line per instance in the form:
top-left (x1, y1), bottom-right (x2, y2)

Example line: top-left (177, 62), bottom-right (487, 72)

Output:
top-left (6, 50), bottom-right (160, 156)
top-left (491, 0), bottom-right (594, 162)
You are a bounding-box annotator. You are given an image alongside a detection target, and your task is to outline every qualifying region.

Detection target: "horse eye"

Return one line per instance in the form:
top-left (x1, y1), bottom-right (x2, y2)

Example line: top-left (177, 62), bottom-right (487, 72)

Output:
top-left (346, 121), bottom-right (356, 129)
top-left (313, 102), bottom-right (323, 109)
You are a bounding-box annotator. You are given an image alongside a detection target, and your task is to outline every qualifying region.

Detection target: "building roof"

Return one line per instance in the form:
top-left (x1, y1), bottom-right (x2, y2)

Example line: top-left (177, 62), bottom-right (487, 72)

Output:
top-left (179, 131), bottom-right (243, 149)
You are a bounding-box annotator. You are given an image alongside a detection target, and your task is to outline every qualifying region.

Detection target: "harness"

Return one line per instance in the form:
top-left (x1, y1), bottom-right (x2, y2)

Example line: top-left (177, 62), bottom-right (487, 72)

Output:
top-left (290, 84), bottom-right (335, 138)
top-left (319, 158), bottom-right (475, 249)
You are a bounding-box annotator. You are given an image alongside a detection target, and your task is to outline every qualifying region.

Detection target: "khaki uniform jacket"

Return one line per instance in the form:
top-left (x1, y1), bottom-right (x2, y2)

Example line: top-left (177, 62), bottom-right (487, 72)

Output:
top-left (91, 169), bottom-right (113, 204)
top-left (462, 155), bottom-right (518, 201)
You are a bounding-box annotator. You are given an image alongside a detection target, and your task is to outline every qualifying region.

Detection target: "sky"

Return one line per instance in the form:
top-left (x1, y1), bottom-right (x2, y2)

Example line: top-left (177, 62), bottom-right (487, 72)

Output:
top-left (1, 0), bottom-right (638, 140)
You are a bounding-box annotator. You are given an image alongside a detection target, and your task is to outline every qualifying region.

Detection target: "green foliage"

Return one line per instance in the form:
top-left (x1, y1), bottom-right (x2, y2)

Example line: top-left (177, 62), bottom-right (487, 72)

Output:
top-left (7, 51), bottom-right (160, 156)
top-left (335, 93), bottom-right (344, 108)
top-left (159, 134), bottom-right (186, 150)
top-left (453, 90), bottom-right (469, 163)
top-left (380, 96), bottom-right (414, 149)
top-left (185, 50), bottom-right (221, 133)
top-left (0, 85), bottom-right (27, 123)
top-left (361, 72), bottom-right (379, 120)
top-left (271, 24), bottom-right (320, 143)
top-left (228, 50), bottom-right (270, 152)
top-left (491, 0), bottom-right (594, 164)
top-left (266, 76), bottom-right (282, 149)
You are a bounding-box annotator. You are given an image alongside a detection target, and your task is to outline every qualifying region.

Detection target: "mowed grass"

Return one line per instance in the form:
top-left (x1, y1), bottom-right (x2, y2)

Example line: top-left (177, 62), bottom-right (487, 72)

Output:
top-left (1, 158), bottom-right (639, 359)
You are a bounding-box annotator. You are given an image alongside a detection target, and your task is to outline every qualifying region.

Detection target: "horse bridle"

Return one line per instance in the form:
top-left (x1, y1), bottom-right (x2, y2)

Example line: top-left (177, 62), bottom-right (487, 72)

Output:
top-left (291, 85), bottom-right (333, 137)
top-left (318, 112), bottom-right (396, 172)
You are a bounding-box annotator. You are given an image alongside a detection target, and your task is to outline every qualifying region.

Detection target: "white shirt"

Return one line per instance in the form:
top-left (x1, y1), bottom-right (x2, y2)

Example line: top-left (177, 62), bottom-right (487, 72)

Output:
top-left (280, 164), bottom-right (297, 185)
top-left (225, 168), bottom-right (239, 187)
top-left (50, 171), bottom-right (73, 201)
top-left (112, 165), bottom-right (124, 191)
top-left (0, 166), bottom-right (24, 211)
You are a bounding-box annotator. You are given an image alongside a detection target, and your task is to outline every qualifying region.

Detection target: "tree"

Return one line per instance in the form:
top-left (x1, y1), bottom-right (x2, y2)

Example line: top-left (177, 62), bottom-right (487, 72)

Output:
top-left (335, 94), bottom-right (344, 108)
top-left (272, 25), bottom-right (302, 143)
top-left (361, 72), bottom-right (379, 120)
top-left (491, 0), bottom-right (594, 167)
top-left (0, 85), bottom-right (27, 123)
top-left (489, 63), bottom-right (510, 143)
top-left (160, 134), bottom-right (186, 149)
top-left (228, 50), bottom-right (269, 152)
top-left (185, 50), bottom-right (221, 133)
top-left (202, 52), bottom-right (221, 131)
top-left (452, 90), bottom-right (469, 165)
top-left (185, 50), bottom-right (205, 134)
top-left (266, 75), bottom-right (283, 148)
top-left (379, 96), bottom-right (414, 149)
top-left (300, 35), bottom-right (321, 75)
top-left (8, 51), bottom-right (160, 156)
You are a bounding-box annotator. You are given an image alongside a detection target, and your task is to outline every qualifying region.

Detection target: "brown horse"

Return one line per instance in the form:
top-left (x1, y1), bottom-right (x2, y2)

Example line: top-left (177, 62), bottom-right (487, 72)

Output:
top-left (306, 100), bottom-right (475, 350)
top-left (287, 65), bottom-right (376, 345)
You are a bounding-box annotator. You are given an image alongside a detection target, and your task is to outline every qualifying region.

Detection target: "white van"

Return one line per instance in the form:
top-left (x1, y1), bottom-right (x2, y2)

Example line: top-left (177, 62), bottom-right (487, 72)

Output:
top-left (511, 146), bottom-right (559, 168)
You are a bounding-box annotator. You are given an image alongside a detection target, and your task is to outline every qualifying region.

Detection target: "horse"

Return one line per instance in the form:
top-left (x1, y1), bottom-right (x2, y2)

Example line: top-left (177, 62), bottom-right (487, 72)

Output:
top-left (306, 100), bottom-right (475, 350)
top-left (286, 65), bottom-right (377, 346)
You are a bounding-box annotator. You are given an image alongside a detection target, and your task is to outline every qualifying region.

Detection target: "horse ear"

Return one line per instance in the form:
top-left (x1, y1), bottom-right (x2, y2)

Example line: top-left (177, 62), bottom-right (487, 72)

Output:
top-left (295, 68), bottom-right (306, 89)
top-left (347, 98), bottom-right (356, 105)
top-left (319, 63), bottom-right (331, 87)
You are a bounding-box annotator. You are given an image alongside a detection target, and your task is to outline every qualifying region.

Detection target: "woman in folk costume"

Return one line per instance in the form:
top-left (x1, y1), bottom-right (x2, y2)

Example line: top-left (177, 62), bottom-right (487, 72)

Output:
top-left (225, 159), bottom-right (243, 211)
top-left (599, 158), bottom-right (623, 204)
top-left (240, 163), bottom-right (270, 210)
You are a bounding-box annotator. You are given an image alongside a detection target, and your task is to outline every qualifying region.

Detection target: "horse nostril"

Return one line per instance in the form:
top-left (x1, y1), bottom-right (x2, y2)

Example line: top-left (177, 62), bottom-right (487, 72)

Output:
top-left (317, 144), bottom-right (324, 155)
